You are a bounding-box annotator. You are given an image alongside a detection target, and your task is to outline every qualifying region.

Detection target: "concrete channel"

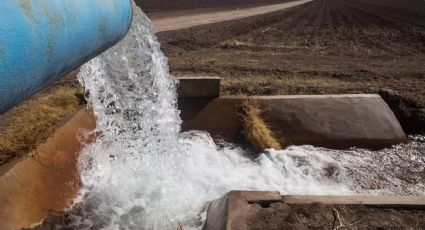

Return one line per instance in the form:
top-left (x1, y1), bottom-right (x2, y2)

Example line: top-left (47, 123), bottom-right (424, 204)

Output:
top-left (0, 77), bottom-right (411, 228)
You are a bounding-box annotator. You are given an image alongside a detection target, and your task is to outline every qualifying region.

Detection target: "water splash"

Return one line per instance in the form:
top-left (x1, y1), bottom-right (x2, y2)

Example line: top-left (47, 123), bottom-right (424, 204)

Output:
top-left (73, 3), bottom-right (425, 229)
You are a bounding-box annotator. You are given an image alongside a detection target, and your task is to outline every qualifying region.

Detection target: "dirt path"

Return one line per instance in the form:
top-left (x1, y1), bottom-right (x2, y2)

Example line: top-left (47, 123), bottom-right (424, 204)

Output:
top-left (152, 0), bottom-right (312, 32)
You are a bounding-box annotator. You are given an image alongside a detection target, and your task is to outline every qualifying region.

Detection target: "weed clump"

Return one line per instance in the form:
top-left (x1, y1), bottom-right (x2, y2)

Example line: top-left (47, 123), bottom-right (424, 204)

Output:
top-left (240, 100), bottom-right (282, 152)
top-left (0, 87), bottom-right (79, 165)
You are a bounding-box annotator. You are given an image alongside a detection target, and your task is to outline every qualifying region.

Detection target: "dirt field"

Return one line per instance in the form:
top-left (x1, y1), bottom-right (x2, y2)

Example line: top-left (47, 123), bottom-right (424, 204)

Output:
top-left (158, 0), bottom-right (425, 133)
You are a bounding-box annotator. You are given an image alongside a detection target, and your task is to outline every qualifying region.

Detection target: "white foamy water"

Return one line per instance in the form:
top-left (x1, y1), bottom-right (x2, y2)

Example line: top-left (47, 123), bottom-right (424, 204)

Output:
top-left (71, 3), bottom-right (425, 229)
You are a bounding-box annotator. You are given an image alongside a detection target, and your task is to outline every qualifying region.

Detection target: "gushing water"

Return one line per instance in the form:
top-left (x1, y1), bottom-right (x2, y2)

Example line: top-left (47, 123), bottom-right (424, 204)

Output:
top-left (72, 3), bottom-right (425, 229)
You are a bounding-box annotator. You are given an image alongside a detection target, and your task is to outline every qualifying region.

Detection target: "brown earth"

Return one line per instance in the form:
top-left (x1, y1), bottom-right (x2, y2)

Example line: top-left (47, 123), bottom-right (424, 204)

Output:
top-left (247, 202), bottom-right (425, 229)
top-left (157, 0), bottom-right (425, 133)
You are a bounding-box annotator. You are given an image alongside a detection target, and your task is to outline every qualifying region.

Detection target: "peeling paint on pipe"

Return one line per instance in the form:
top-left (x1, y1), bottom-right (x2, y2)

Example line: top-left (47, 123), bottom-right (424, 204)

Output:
top-left (0, 0), bottom-right (132, 113)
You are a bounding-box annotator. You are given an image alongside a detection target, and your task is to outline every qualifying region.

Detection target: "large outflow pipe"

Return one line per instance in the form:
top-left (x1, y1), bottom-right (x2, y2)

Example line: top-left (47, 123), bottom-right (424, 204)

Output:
top-left (0, 0), bottom-right (132, 113)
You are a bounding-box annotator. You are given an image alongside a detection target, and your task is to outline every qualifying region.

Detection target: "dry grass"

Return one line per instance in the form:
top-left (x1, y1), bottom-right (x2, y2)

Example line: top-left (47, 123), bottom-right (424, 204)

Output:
top-left (240, 100), bottom-right (282, 151)
top-left (221, 75), bottom-right (358, 96)
top-left (0, 86), bottom-right (80, 165)
top-left (220, 39), bottom-right (253, 48)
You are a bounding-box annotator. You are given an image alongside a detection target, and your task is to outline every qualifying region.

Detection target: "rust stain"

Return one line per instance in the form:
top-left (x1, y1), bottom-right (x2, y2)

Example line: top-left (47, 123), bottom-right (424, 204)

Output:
top-left (40, 1), bottom-right (65, 31)
top-left (40, 1), bottom-right (65, 62)
top-left (98, 16), bottom-right (108, 38)
top-left (18, 0), bottom-right (35, 21)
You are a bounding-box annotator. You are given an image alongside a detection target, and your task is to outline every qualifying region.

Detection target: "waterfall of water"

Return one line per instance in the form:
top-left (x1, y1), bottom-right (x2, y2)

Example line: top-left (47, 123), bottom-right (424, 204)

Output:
top-left (72, 2), bottom-right (425, 229)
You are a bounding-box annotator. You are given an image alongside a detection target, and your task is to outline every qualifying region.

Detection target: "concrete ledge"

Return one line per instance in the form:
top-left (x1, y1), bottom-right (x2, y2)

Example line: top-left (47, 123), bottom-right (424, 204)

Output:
top-left (179, 94), bottom-right (407, 150)
top-left (204, 191), bottom-right (425, 230)
top-left (0, 107), bottom-right (96, 229)
top-left (283, 195), bottom-right (425, 208)
top-left (204, 191), bottom-right (282, 230)
top-left (175, 76), bottom-right (220, 98)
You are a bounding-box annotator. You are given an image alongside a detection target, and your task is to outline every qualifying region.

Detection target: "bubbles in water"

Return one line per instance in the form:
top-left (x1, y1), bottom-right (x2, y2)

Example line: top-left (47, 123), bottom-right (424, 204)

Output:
top-left (73, 2), bottom-right (425, 229)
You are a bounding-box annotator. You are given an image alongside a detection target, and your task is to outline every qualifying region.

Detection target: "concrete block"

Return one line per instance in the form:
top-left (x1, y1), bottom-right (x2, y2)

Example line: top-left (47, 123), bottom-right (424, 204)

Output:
top-left (204, 191), bottom-right (282, 230)
top-left (179, 94), bottom-right (407, 150)
top-left (175, 76), bottom-right (220, 98)
top-left (203, 191), bottom-right (425, 230)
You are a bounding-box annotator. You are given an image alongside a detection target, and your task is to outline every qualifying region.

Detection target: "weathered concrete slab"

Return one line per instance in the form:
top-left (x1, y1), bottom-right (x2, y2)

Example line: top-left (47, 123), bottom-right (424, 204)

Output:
top-left (283, 195), bottom-right (425, 208)
top-left (204, 191), bottom-right (282, 230)
top-left (203, 191), bottom-right (425, 230)
top-left (175, 76), bottom-right (220, 98)
top-left (179, 94), bottom-right (407, 150)
top-left (0, 107), bottom-right (95, 229)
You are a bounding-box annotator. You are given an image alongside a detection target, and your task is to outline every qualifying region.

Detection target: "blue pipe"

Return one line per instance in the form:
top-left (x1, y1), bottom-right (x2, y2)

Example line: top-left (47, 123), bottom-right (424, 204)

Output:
top-left (0, 0), bottom-right (132, 113)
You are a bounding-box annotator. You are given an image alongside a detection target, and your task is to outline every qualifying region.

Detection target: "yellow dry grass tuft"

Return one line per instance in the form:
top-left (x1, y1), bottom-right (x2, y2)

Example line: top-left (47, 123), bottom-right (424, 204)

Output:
top-left (0, 86), bottom-right (79, 165)
top-left (240, 100), bottom-right (282, 152)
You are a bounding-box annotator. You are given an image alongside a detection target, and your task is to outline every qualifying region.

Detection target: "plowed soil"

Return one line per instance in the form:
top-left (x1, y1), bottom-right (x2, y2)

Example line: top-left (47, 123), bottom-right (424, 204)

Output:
top-left (158, 0), bottom-right (425, 133)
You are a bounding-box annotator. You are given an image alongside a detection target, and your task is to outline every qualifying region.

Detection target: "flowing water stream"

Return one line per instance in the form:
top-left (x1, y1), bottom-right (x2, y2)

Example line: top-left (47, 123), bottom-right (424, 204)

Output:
top-left (69, 3), bottom-right (425, 229)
